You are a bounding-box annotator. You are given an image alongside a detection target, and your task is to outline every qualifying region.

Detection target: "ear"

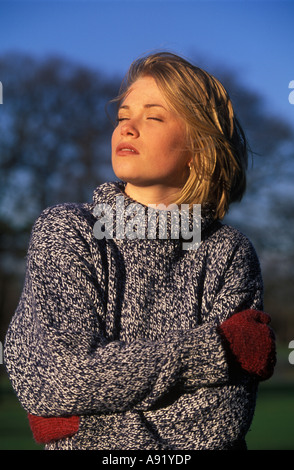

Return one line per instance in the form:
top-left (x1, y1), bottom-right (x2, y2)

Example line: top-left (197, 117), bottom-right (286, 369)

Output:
top-left (187, 157), bottom-right (193, 170)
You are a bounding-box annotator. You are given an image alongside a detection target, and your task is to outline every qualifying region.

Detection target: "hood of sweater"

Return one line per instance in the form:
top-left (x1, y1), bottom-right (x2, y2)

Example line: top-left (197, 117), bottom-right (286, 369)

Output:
top-left (91, 181), bottom-right (217, 250)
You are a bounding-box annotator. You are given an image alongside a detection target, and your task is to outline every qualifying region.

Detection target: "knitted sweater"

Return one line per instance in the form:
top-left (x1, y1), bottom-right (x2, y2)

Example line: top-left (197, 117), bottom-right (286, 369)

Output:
top-left (4, 181), bottom-right (263, 450)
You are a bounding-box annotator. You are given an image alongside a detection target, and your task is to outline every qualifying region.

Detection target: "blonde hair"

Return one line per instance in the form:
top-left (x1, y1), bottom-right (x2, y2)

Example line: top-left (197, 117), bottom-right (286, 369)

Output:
top-left (114, 52), bottom-right (248, 219)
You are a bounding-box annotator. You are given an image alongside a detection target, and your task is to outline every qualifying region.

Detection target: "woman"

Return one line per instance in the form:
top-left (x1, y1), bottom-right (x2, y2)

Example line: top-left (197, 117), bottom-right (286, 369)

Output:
top-left (4, 52), bottom-right (275, 450)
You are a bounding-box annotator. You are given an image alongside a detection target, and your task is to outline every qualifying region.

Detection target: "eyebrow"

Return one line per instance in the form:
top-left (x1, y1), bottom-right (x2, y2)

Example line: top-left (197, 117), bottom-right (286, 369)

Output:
top-left (119, 104), bottom-right (167, 111)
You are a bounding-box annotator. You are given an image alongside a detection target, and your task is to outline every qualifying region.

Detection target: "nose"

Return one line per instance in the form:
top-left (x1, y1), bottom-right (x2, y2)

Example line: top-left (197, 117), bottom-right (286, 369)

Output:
top-left (120, 120), bottom-right (139, 138)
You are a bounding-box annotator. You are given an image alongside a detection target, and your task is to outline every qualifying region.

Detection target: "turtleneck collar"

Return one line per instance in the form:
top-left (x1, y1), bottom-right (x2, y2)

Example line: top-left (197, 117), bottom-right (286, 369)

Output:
top-left (92, 181), bottom-right (217, 250)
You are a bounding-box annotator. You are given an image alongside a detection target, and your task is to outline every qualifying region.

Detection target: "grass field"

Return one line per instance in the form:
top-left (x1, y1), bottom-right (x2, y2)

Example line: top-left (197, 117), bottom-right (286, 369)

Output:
top-left (0, 375), bottom-right (42, 450)
top-left (0, 372), bottom-right (293, 451)
top-left (246, 381), bottom-right (294, 450)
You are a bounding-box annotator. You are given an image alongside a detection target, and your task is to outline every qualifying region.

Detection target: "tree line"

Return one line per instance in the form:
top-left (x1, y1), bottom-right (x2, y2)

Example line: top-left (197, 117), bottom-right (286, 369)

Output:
top-left (0, 52), bottom-right (293, 357)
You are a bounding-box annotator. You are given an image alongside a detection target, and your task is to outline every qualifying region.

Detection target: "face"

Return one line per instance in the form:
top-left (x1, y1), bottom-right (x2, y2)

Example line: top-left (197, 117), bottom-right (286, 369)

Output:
top-left (111, 76), bottom-right (192, 202)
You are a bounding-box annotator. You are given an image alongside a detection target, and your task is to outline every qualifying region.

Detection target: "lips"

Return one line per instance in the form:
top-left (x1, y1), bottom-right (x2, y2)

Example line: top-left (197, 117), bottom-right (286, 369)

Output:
top-left (116, 143), bottom-right (139, 156)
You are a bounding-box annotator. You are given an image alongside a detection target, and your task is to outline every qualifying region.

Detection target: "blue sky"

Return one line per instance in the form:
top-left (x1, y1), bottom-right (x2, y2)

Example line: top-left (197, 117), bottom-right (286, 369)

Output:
top-left (0, 0), bottom-right (293, 126)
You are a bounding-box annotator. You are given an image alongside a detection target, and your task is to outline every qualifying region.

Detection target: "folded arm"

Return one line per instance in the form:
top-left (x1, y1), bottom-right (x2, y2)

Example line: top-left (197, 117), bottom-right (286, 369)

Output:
top-left (4, 207), bottom-right (275, 443)
top-left (4, 206), bottom-right (230, 418)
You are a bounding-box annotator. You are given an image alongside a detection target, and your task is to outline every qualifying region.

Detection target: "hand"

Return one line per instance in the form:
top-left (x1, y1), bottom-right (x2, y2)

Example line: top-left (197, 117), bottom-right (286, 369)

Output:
top-left (28, 414), bottom-right (80, 444)
top-left (218, 309), bottom-right (276, 380)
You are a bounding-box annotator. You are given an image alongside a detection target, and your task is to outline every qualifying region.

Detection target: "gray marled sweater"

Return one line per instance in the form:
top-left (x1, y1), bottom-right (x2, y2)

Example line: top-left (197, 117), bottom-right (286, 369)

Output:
top-left (4, 181), bottom-right (263, 450)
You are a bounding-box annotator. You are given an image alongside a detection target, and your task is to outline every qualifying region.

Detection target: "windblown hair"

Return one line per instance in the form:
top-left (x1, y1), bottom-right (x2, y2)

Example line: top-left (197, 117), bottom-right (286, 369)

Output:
top-left (114, 52), bottom-right (248, 219)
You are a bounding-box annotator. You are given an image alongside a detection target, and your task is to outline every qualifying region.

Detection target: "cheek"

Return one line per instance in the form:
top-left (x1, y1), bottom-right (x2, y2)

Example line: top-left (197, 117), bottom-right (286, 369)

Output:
top-left (111, 128), bottom-right (119, 152)
top-left (165, 134), bottom-right (189, 163)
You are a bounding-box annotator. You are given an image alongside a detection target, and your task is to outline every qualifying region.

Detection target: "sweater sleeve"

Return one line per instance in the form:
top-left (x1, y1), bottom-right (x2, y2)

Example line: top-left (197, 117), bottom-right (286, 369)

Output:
top-left (4, 205), bottom-right (233, 417)
top-left (182, 225), bottom-right (264, 389)
top-left (206, 227), bottom-right (264, 321)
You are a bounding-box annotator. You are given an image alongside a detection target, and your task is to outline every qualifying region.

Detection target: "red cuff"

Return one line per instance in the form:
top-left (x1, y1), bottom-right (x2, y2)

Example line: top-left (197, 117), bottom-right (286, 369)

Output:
top-left (28, 414), bottom-right (80, 444)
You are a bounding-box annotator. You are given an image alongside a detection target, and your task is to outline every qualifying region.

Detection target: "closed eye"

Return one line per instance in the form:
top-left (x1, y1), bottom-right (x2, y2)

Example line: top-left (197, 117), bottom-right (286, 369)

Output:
top-left (116, 117), bottom-right (163, 123)
top-left (147, 117), bottom-right (163, 122)
top-left (116, 117), bottom-right (128, 122)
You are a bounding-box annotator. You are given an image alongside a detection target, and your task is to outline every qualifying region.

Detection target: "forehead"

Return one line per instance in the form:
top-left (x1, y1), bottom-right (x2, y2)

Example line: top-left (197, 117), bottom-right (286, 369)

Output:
top-left (121, 76), bottom-right (169, 108)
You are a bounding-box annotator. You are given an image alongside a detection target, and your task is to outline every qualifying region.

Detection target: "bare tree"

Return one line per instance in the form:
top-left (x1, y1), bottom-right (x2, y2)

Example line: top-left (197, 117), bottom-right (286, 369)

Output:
top-left (0, 53), bottom-right (120, 342)
top-left (1, 52), bottom-right (293, 346)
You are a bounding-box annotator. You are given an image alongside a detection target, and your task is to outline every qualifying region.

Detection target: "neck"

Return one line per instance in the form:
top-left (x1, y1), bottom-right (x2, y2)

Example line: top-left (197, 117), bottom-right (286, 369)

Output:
top-left (124, 183), bottom-right (181, 208)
